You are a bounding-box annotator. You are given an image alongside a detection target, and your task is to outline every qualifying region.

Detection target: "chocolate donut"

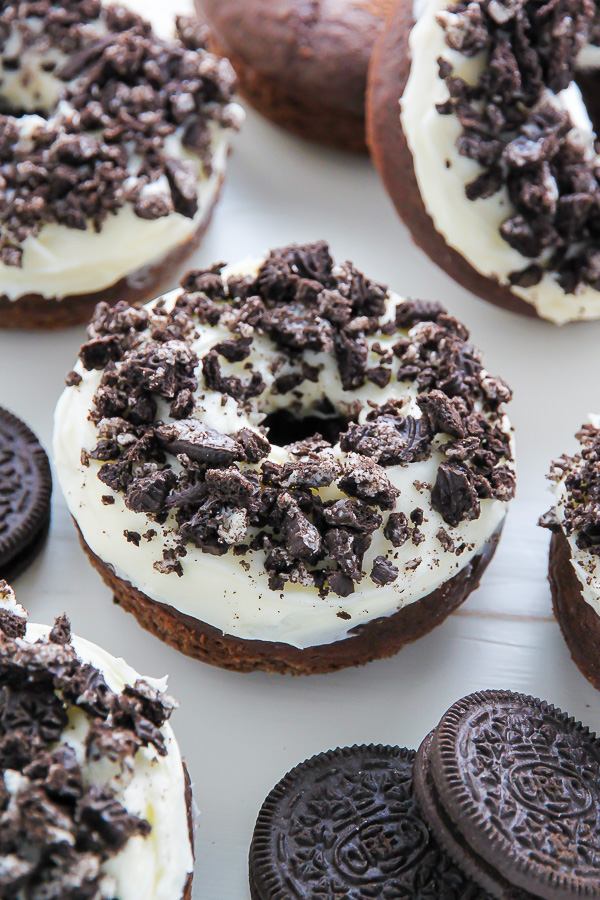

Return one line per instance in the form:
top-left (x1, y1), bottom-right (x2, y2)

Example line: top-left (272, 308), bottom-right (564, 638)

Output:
top-left (0, 580), bottom-right (194, 900)
top-left (196, 0), bottom-right (393, 153)
top-left (542, 417), bottom-right (600, 690)
top-left (0, 1), bottom-right (242, 329)
top-left (54, 241), bottom-right (515, 675)
top-left (368, 0), bottom-right (600, 323)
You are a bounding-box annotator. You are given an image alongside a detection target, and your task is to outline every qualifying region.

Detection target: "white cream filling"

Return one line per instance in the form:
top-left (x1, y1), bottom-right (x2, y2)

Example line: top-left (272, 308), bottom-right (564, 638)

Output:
top-left (552, 414), bottom-right (600, 617)
top-left (54, 260), bottom-right (513, 650)
top-left (0, 598), bottom-right (194, 900)
top-left (401, 0), bottom-right (600, 324)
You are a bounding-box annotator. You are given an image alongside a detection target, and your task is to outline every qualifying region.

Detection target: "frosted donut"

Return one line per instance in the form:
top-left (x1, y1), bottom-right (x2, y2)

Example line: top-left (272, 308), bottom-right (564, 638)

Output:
top-left (54, 241), bottom-right (515, 675)
top-left (368, 0), bottom-right (600, 324)
top-left (0, 581), bottom-right (194, 900)
top-left (196, 0), bottom-right (393, 153)
top-left (0, 1), bottom-right (242, 329)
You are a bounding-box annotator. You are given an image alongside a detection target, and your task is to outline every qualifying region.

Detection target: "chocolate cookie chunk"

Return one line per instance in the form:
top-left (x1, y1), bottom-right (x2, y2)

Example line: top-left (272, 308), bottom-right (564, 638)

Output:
top-left (414, 690), bottom-right (600, 899)
top-left (249, 744), bottom-right (486, 899)
top-left (0, 408), bottom-right (52, 579)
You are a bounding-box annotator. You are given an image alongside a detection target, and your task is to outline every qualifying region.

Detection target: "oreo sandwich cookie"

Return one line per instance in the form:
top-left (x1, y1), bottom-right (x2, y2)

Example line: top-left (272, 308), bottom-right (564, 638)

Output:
top-left (249, 744), bottom-right (486, 899)
top-left (0, 407), bottom-right (52, 579)
top-left (414, 690), bottom-right (600, 899)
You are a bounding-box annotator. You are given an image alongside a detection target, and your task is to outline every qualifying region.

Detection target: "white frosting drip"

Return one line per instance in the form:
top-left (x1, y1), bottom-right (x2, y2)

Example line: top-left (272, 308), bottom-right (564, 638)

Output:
top-left (0, 609), bottom-right (194, 900)
top-left (552, 414), bottom-right (600, 617)
top-left (401, 0), bottom-right (600, 324)
top-left (54, 260), bottom-right (513, 650)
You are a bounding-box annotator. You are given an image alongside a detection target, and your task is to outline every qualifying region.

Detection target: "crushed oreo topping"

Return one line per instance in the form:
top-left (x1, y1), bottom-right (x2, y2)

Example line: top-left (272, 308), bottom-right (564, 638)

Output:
top-left (0, 2), bottom-right (240, 265)
top-left (545, 422), bottom-right (600, 554)
top-left (436, 0), bottom-right (600, 293)
top-left (0, 595), bottom-right (176, 899)
top-left (75, 242), bottom-right (514, 597)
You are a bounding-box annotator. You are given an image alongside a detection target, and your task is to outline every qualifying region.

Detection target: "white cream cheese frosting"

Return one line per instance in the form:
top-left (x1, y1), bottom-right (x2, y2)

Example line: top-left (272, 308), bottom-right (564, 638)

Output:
top-left (54, 254), bottom-right (514, 651)
top-left (401, 0), bottom-right (600, 324)
top-left (0, 125), bottom-right (230, 301)
top-left (0, 7), bottom-right (242, 302)
top-left (0, 584), bottom-right (193, 900)
top-left (551, 414), bottom-right (600, 617)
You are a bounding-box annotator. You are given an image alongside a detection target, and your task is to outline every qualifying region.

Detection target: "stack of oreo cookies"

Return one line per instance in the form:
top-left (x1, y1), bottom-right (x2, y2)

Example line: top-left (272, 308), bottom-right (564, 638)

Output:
top-left (250, 689), bottom-right (600, 899)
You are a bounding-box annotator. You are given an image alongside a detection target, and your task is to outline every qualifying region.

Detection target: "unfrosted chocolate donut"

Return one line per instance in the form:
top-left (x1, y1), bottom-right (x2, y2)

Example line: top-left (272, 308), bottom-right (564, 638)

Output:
top-left (54, 241), bottom-right (516, 675)
top-left (197, 0), bottom-right (393, 153)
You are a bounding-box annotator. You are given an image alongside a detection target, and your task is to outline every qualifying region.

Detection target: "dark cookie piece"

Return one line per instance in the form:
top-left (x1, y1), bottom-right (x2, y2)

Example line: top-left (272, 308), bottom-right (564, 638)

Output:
top-left (0, 408), bottom-right (52, 579)
top-left (414, 690), bottom-right (600, 899)
top-left (250, 744), bottom-right (486, 900)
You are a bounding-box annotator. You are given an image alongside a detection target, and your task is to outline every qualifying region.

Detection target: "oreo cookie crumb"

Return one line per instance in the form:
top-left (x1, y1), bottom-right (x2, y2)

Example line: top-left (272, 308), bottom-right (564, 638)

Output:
top-left (371, 556), bottom-right (399, 585)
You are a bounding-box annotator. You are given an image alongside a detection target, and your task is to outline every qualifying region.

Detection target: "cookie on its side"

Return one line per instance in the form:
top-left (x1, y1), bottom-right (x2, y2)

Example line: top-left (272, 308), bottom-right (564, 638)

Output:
top-left (0, 581), bottom-right (194, 900)
top-left (54, 241), bottom-right (515, 675)
top-left (542, 418), bottom-right (600, 690)
top-left (250, 744), bottom-right (487, 899)
top-left (252, 691), bottom-right (600, 899)
top-left (0, 3), bottom-right (242, 329)
top-left (197, 0), bottom-right (393, 153)
top-left (414, 690), bottom-right (600, 898)
top-left (0, 407), bottom-right (52, 580)
top-left (367, 0), bottom-right (600, 324)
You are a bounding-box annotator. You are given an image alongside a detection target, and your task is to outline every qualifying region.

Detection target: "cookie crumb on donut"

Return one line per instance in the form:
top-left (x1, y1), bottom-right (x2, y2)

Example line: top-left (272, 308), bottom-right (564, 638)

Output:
top-left (64, 242), bottom-right (515, 602)
top-left (545, 420), bottom-right (600, 554)
top-left (435, 0), bottom-right (600, 294)
top-left (0, 592), bottom-right (180, 897)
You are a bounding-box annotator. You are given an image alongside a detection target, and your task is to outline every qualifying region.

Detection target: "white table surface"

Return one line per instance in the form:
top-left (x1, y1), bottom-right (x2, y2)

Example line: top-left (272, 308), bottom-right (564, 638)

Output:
top-left (2, 3), bottom-right (600, 896)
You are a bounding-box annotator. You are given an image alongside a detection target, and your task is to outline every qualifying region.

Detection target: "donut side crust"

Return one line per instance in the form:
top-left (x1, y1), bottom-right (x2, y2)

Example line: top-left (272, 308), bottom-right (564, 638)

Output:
top-left (0, 176), bottom-right (223, 331)
top-left (549, 528), bottom-right (600, 691)
top-left (366, 1), bottom-right (540, 319)
top-left (75, 517), bottom-right (503, 676)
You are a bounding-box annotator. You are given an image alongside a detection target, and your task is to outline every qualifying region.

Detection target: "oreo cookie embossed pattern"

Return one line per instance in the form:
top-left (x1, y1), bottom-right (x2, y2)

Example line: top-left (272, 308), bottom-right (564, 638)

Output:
top-left (0, 407), bottom-right (51, 579)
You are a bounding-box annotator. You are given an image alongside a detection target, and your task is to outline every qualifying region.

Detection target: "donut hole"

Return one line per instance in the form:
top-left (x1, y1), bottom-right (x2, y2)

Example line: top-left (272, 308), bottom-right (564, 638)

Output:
top-left (263, 401), bottom-right (353, 448)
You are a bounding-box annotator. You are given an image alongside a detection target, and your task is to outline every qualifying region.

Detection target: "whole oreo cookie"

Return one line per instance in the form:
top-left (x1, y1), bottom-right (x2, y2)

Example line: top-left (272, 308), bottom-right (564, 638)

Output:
top-left (0, 407), bottom-right (52, 579)
top-left (414, 690), bottom-right (600, 899)
top-left (249, 744), bottom-right (486, 899)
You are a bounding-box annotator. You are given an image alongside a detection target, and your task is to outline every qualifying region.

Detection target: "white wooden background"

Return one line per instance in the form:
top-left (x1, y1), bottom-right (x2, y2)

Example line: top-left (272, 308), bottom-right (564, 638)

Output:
top-left (1, 2), bottom-right (600, 896)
